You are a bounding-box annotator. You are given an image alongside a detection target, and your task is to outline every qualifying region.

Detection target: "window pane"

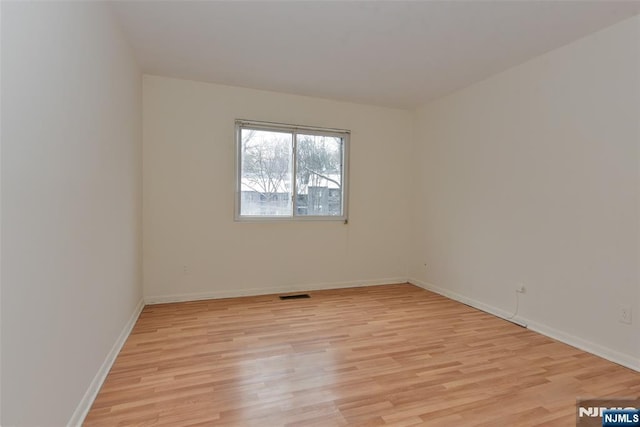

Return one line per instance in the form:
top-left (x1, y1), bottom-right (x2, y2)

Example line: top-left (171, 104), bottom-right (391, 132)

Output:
top-left (240, 129), bottom-right (293, 216)
top-left (296, 134), bottom-right (343, 216)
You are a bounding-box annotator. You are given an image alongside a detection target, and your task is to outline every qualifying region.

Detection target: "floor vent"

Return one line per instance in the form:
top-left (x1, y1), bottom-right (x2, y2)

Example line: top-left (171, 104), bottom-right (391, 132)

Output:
top-left (279, 294), bottom-right (310, 300)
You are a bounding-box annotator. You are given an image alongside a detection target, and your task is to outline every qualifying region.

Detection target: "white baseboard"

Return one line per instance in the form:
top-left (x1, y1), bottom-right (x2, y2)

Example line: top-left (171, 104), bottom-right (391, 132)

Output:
top-left (525, 320), bottom-right (640, 372)
top-left (66, 277), bottom-right (638, 427)
top-left (67, 298), bottom-right (145, 427)
top-left (409, 278), bottom-right (528, 327)
top-left (145, 277), bottom-right (409, 305)
top-left (409, 278), bottom-right (640, 373)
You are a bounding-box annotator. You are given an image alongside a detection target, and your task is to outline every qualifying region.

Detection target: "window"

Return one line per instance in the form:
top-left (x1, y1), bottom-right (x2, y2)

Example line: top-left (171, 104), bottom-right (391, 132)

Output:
top-left (236, 120), bottom-right (349, 221)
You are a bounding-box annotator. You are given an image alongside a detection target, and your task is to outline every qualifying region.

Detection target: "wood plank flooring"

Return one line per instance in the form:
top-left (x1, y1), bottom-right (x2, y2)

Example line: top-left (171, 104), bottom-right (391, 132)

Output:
top-left (84, 283), bottom-right (640, 426)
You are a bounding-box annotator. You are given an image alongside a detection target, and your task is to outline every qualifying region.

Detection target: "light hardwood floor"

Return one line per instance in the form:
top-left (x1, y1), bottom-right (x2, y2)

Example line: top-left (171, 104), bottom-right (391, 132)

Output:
top-left (84, 283), bottom-right (640, 426)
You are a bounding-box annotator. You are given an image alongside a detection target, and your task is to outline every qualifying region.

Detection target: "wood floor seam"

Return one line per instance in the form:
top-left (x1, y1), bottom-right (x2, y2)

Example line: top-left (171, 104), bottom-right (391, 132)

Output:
top-left (84, 283), bottom-right (640, 426)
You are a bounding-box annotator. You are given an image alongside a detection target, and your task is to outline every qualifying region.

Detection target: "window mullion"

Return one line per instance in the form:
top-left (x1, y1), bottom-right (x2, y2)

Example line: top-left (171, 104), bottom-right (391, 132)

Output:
top-left (291, 131), bottom-right (298, 218)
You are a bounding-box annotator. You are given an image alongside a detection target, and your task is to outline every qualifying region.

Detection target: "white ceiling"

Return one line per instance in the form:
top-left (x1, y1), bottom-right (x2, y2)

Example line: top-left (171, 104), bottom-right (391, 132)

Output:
top-left (111, 1), bottom-right (640, 109)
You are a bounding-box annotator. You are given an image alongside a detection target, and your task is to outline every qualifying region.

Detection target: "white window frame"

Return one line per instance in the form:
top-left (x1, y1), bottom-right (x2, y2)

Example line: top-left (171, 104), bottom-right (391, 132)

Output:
top-left (235, 119), bottom-right (350, 222)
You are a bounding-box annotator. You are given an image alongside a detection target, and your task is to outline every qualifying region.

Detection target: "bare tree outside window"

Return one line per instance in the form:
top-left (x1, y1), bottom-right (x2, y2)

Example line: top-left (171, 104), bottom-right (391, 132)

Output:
top-left (236, 120), bottom-right (349, 220)
top-left (240, 129), bottom-right (292, 216)
top-left (296, 134), bottom-right (342, 216)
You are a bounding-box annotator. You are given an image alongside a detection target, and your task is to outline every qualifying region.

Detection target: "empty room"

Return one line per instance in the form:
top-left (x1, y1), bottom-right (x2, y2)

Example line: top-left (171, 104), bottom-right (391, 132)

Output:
top-left (2, 1), bottom-right (640, 426)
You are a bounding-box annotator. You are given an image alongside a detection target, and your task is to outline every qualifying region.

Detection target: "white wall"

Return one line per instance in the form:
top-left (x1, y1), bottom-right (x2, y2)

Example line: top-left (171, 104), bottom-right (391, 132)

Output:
top-left (2, 6), bottom-right (637, 426)
top-left (143, 76), bottom-right (412, 301)
top-left (1, 2), bottom-right (142, 426)
top-left (411, 15), bottom-right (640, 368)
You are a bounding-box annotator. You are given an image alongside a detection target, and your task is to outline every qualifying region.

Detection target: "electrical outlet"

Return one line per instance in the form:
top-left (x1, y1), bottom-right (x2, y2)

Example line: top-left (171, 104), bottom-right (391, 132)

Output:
top-left (182, 265), bottom-right (189, 275)
top-left (516, 284), bottom-right (526, 294)
top-left (619, 305), bottom-right (632, 324)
